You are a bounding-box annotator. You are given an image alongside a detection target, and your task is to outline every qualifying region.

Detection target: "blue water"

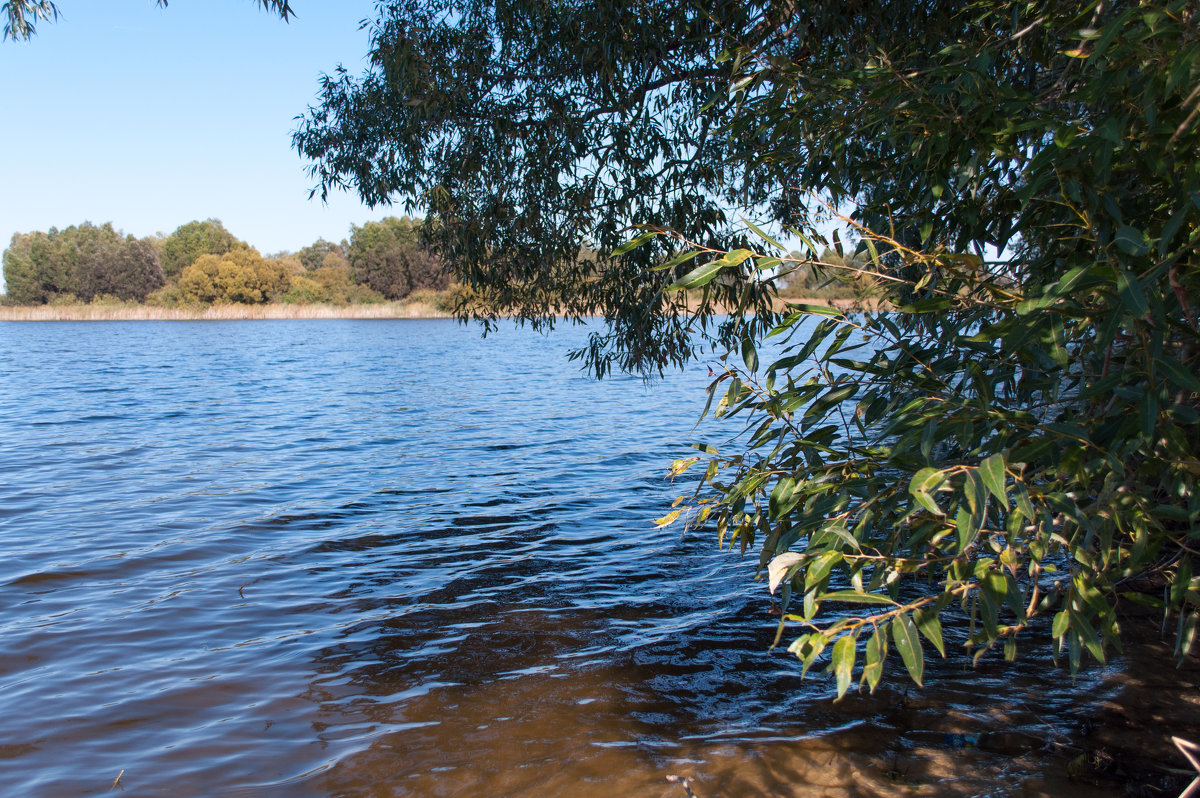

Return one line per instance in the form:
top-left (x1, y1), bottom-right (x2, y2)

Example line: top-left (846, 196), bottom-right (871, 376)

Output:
top-left (0, 320), bottom-right (1120, 796)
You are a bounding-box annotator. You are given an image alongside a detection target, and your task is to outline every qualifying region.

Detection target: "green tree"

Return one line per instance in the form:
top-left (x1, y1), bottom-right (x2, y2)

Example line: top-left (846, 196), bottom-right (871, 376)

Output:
top-left (2, 0), bottom-right (291, 40)
top-left (3, 223), bottom-right (164, 303)
top-left (3, 230), bottom-right (67, 304)
top-left (347, 216), bottom-right (447, 299)
top-left (296, 0), bottom-right (1200, 689)
top-left (296, 237), bottom-right (347, 272)
top-left (159, 219), bottom-right (241, 282)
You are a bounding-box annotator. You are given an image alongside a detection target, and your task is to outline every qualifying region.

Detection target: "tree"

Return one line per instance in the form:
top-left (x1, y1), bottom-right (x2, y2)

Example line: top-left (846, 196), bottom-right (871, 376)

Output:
top-left (293, 0), bottom-right (781, 375)
top-left (3, 222), bottom-right (164, 302)
top-left (2, 0), bottom-right (292, 40)
top-left (296, 237), bottom-right (347, 272)
top-left (177, 247), bottom-right (290, 305)
top-left (296, 0), bottom-right (1200, 691)
top-left (159, 219), bottom-right (241, 282)
top-left (347, 216), bottom-right (447, 299)
top-left (68, 225), bottom-right (164, 301)
top-left (3, 229), bottom-right (67, 304)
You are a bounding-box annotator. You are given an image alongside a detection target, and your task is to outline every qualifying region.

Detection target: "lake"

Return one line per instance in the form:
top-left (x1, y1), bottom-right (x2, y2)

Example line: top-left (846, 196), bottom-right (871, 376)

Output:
top-left (0, 319), bottom-right (1169, 796)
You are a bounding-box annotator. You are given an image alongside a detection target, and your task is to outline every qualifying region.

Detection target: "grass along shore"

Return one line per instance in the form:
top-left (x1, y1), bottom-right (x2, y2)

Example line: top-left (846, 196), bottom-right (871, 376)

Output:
top-left (0, 294), bottom-right (876, 323)
top-left (0, 298), bottom-right (454, 322)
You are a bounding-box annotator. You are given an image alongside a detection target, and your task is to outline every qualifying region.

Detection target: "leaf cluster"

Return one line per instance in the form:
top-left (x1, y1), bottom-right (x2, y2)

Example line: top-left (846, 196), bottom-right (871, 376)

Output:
top-left (294, 0), bottom-right (1200, 690)
top-left (663, 0), bottom-right (1200, 694)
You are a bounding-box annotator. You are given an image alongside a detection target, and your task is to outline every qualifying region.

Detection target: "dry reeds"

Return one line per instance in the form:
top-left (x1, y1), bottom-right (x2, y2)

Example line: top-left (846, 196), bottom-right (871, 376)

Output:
top-left (0, 301), bottom-right (454, 322)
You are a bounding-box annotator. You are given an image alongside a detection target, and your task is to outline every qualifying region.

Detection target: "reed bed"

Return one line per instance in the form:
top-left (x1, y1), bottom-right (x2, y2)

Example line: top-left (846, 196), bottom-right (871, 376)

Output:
top-left (0, 301), bottom-right (453, 322)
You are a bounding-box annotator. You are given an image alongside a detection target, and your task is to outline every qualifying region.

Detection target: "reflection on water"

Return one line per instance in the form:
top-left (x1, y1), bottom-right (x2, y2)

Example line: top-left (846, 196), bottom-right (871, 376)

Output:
top-left (0, 320), bottom-right (1193, 797)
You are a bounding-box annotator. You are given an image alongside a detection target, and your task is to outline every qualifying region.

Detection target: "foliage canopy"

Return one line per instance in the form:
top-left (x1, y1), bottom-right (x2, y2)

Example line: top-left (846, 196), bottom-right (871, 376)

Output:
top-left (3, 223), bottom-right (164, 303)
top-left (160, 219), bottom-right (243, 282)
top-left (296, 0), bottom-right (1200, 692)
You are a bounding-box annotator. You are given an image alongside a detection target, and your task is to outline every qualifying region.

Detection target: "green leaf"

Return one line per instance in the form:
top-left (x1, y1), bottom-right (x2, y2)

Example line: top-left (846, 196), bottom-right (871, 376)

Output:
top-left (821, 590), bottom-right (898, 605)
top-left (830, 633), bottom-right (856, 699)
top-left (1178, 611), bottom-right (1198, 662)
top-left (913, 490), bottom-right (943, 517)
top-left (785, 302), bottom-right (845, 318)
top-left (979, 454), bottom-right (1008, 509)
top-left (649, 248), bottom-right (702, 272)
top-left (1156, 356), bottom-right (1200, 394)
top-left (788, 632), bottom-right (828, 677)
top-left (910, 467), bottom-right (944, 494)
top-left (862, 625), bottom-right (886, 693)
top-left (741, 336), bottom-right (758, 373)
top-left (913, 607), bottom-right (946, 657)
top-left (768, 476), bottom-right (799, 520)
top-left (742, 217), bottom-right (785, 250)
top-left (892, 612), bottom-right (924, 687)
top-left (612, 231), bottom-right (657, 255)
top-left (1116, 268), bottom-right (1149, 317)
top-left (805, 550), bottom-right (843, 590)
top-left (667, 249), bottom-right (753, 290)
top-left (964, 468), bottom-right (986, 515)
top-left (1140, 391), bottom-right (1158, 439)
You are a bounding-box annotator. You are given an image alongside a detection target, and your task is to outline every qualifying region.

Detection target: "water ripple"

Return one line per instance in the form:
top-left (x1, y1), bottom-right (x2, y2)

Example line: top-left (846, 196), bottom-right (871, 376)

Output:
top-left (0, 319), bottom-right (1168, 796)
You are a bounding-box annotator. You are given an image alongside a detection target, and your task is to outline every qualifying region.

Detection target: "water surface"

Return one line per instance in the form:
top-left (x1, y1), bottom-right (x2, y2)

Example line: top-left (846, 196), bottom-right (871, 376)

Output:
top-left (0, 320), bottom-right (1185, 796)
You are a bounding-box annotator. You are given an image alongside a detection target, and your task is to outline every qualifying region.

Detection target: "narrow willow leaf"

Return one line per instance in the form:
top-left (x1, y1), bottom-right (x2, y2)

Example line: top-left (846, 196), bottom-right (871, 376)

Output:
top-left (742, 217), bottom-right (785, 250)
top-left (767, 552), bottom-right (805, 594)
top-left (1015, 486), bottom-right (1036, 522)
top-left (787, 303), bottom-right (844, 318)
top-left (831, 633), bottom-right (856, 699)
top-left (821, 590), bottom-right (897, 605)
top-left (789, 632), bottom-right (828, 677)
top-left (862, 625), bottom-right (886, 693)
top-left (742, 336), bottom-right (758, 373)
top-left (667, 457), bottom-right (699, 477)
top-left (1116, 267), bottom-right (1149, 316)
top-left (806, 550), bottom-right (843, 590)
top-left (892, 612), bottom-right (924, 686)
top-left (653, 508), bottom-right (682, 528)
top-left (667, 249), bottom-right (752, 289)
top-left (910, 467), bottom-right (944, 494)
top-left (612, 231), bottom-right (657, 255)
top-left (979, 454), bottom-right (1008, 509)
top-left (956, 503), bottom-right (983, 552)
top-left (768, 476), bottom-right (799, 520)
top-left (914, 490), bottom-right (943, 517)
top-left (913, 607), bottom-right (946, 656)
top-left (964, 469), bottom-right (986, 515)
top-left (1178, 611), bottom-right (1198, 661)
top-left (1156, 356), bottom-right (1200, 394)
top-left (649, 249), bottom-right (702, 272)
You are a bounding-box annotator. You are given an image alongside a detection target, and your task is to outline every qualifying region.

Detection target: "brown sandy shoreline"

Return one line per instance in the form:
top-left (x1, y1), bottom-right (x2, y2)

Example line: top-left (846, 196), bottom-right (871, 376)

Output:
top-left (0, 301), bottom-right (454, 322)
top-left (0, 296), bottom-right (877, 323)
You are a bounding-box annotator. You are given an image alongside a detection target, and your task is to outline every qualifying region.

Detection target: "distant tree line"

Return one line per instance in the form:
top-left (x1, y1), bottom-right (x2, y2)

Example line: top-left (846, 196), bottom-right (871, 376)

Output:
top-left (1, 216), bottom-right (449, 306)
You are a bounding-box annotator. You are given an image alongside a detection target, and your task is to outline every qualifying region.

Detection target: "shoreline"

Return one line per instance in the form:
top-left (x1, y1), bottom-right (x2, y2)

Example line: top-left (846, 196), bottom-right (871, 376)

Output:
top-left (0, 296), bottom-right (873, 323)
top-left (0, 301), bottom-right (455, 322)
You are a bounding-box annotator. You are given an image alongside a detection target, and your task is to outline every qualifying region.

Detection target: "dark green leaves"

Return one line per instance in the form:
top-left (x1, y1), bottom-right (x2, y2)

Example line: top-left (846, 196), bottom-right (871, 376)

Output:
top-left (892, 613), bottom-right (924, 687)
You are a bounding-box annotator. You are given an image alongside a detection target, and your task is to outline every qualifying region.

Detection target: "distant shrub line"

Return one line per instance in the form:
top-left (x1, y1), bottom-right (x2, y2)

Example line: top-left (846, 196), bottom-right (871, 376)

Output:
top-left (1, 216), bottom-right (459, 309)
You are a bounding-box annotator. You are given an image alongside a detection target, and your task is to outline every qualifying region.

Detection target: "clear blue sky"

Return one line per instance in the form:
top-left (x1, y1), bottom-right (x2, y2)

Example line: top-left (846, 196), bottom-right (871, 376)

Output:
top-left (0, 0), bottom-right (393, 265)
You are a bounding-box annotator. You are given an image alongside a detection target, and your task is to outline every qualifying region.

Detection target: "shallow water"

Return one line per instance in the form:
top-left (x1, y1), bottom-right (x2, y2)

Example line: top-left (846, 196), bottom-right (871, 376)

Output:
top-left (0, 319), bottom-right (1189, 797)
